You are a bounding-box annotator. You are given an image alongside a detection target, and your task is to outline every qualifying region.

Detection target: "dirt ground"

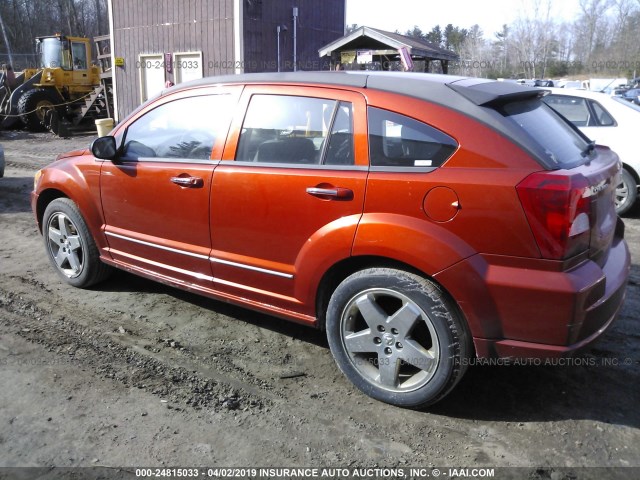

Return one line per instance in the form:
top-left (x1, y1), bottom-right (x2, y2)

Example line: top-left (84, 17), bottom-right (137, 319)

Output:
top-left (0, 130), bottom-right (639, 478)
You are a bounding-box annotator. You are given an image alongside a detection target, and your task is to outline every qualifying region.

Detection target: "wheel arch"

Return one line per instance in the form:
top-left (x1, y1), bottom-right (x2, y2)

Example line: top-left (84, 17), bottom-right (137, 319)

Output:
top-left (35, 187), bottom-right (68, 232)
top-left (35, 169), bottom-right (108, 254)
top-left (39, 192), bottom-right (113, 288)
top-left (32, 85), bottom-right (66, 103)
top-left (622, 162), bottom-right (640, 186)
top-left (315, 255), bottom-right (472, 344)
top-left (323, 262), bottom-right (474, 407)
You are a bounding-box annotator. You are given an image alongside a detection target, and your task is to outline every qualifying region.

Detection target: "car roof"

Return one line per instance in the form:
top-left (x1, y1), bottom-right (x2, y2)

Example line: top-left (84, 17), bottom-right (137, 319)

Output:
top-left (150, 71), bottom-right (556, 169)
top-left (543, 87), bottom-right (614, 100)
top-left (168, 71), bottom-right (543, 109)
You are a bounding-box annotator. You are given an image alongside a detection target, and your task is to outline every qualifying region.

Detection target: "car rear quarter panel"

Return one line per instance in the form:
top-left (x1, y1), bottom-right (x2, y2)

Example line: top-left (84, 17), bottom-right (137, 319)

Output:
top-left (353, 90), bottom-right (543, 267)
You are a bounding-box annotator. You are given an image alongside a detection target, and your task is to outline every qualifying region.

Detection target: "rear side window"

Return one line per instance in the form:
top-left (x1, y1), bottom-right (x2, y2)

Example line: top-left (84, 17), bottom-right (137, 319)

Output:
top-left (500, 99), bottom-right (590, 169)
top-left (543, 95), bottom-right (590, 126)
top-left (543, 95), bottom-right (616, 127)
top-left (590, 101), bottom-right (615, 126)
top-left (236, 95), bottom-right (354, 166)
top-left (368, 107), bottom-right (457, 168)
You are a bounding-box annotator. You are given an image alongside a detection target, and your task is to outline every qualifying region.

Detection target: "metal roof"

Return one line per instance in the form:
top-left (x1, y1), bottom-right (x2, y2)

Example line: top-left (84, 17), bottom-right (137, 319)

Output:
top-left (318, 26), bottom-right (459, 62)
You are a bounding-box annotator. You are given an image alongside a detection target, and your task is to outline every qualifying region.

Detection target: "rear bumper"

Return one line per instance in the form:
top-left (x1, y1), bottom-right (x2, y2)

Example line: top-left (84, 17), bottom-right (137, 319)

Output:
top-left (435, 230), bottom-right (631, 359)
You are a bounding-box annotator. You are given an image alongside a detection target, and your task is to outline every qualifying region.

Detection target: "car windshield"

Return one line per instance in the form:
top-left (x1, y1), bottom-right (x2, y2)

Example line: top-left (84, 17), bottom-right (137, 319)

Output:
top-left (499, 99), bottom-right (591, 169)
top-left (612, 96), bottom-right (640, 113)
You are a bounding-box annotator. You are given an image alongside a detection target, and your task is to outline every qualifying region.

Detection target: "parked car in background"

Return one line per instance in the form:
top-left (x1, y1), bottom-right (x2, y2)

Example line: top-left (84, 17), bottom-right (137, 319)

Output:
top-left (612, 86), bottom-right (630, 97)
top-left (555, 80), bottom-right (584, 89)
top-left (31, 72), bottom-right (630, 408)
top-left (0, 144), bottom-right (5, 177)
top-left (620, 88), bottom-right (640, 105)
top-left (543, 87), bottom-right (640, 214)
top-left (534, 79), bottom-right (554, 87)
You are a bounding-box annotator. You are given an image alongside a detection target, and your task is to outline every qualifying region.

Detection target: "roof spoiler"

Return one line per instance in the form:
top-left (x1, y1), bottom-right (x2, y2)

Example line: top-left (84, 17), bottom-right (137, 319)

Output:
top-left (446, 78), bottom-right (547, 107)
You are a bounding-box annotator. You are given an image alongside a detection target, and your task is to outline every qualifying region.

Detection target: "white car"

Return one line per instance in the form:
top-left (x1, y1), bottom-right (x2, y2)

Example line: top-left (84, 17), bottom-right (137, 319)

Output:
top-left (542, 87), bottom-right (640, 214)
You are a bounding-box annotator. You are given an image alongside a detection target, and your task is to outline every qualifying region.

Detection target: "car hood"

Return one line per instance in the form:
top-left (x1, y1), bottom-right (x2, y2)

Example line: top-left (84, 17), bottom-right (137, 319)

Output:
top-left (56, 147), bottom-right (90, 161)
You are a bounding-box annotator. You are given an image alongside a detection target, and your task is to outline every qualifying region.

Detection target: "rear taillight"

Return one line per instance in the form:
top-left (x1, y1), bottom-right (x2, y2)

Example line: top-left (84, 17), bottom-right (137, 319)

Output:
top-left (516, 172), bottom-right (591, 259)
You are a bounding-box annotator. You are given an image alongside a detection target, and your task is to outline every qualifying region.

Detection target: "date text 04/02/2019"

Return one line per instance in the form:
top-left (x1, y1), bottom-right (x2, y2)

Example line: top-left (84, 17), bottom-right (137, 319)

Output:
top-left (133, 60), bottom-right (333, 71)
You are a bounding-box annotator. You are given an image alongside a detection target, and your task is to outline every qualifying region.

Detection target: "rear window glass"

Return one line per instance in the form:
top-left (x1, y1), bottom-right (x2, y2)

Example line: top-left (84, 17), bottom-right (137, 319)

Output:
top-left (500, 99), bottom-right (591, 169)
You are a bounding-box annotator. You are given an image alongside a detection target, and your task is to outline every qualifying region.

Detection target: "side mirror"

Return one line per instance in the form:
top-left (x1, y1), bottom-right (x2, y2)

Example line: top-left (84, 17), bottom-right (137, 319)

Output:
top-left (91, 136), bottom-right (118, 160)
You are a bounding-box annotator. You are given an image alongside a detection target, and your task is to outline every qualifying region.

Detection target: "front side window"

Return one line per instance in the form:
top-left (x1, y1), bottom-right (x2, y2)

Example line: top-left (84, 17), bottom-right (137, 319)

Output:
top-left (236, 95), bottom-right (354, 165)
top-left (368, 107), bottom-right (458, 168)
top-left (120, 95), bottom-right (233, 160)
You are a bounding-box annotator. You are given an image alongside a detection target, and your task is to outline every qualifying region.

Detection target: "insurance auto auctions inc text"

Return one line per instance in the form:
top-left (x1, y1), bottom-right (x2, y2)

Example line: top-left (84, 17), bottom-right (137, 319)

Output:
top-left (252, 468), bottom-right (495, 478)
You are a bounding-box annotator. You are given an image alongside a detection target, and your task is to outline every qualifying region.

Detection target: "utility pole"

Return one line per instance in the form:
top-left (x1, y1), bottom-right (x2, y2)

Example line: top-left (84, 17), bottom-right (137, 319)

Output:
top-left (0, 11), bottom-right (14, 67)
top-left (293, 7), bottom-right (298, 72)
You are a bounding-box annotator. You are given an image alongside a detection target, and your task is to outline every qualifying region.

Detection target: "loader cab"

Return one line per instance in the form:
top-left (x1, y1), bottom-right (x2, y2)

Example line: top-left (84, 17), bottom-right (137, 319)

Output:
top-left (36, 35), bottom-right (89, 72)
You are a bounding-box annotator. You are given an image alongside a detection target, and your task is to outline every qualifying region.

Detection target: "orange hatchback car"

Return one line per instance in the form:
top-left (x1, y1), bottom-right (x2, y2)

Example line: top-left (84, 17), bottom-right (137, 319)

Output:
top-left (32, 72), bottom-right (630, 407)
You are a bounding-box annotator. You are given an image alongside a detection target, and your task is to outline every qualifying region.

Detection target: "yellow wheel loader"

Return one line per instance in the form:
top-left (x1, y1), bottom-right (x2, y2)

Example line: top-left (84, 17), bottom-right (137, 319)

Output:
top-left (0, 34), bottom-right (112, 132)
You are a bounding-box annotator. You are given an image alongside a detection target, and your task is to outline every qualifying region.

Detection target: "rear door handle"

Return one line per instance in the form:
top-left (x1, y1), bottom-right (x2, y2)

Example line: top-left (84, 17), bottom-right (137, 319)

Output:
top-left (170, 176), bottom-right (203, 188)
top-left (306, 186), bottom-right (353, 200)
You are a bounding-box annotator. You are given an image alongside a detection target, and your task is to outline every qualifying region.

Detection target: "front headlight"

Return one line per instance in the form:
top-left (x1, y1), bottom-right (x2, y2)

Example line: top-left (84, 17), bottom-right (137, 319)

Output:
top-left (33, 169), bottom-right (43, 191)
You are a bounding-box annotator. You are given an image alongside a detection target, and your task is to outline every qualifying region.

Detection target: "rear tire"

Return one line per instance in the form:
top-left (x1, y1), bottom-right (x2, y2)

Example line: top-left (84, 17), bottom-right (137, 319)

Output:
top-left (615, 168), bottom-right (638, 216)
top-left (326, 268), bottom-right (472, 408)
top-left (17, 88), bottom-right (60, 132)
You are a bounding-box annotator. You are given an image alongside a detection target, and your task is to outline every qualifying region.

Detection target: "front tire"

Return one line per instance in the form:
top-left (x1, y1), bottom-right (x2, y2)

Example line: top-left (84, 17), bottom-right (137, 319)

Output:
top-left (17, 88), bottom-right (60, 132)
top-left (326, 268), bottom-right (472, 408)
top-left (615, 168), bottom-right (638, 216)
top-left (42, 198), bottom-right (112, 288)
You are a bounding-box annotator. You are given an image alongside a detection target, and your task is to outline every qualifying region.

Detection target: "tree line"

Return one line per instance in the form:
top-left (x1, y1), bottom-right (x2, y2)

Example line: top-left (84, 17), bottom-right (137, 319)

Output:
top-left (0, 0), bottom-right (108, 69)
top-left (2, 0), bottom-right (638, 80)
top-left (351, 0), bottom-right (640, 80)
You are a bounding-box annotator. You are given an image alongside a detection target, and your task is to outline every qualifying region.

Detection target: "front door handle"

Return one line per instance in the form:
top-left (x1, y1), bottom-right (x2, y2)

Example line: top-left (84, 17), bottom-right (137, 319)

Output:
top-left (170, 176), bottom-right (203, 188)
top-left (306, 186), bottom-right (353, 200)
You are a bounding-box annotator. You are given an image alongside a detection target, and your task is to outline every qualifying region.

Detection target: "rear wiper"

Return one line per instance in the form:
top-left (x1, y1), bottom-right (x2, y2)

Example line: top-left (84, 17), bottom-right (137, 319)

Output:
top-left (582, 140), bottom-right (596, 157)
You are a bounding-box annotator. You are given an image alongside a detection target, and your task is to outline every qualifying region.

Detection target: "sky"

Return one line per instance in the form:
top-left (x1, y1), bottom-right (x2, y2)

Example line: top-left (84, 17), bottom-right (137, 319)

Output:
top-left (346, 0), bottom-right (584, 38)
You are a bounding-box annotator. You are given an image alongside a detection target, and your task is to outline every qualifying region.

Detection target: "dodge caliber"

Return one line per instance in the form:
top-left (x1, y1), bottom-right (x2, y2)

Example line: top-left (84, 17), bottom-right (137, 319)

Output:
top-left (32, 72), bottom-right (631, 408)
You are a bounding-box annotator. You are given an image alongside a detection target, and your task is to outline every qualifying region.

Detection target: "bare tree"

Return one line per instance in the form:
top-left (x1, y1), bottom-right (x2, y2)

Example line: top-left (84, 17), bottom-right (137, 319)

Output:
top-left (509, 0), bottom-right (557, 77)
top-left (0, 0), bottom-right (107, 69)
top-left (457, 25), bottom-right (487, 77)
top-left (573, 0), bottom-right (614, 63)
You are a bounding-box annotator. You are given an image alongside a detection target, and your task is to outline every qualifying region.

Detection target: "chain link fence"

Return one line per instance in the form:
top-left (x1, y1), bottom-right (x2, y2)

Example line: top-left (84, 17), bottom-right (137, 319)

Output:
top-left (0, 53), bottom-right (39, 71)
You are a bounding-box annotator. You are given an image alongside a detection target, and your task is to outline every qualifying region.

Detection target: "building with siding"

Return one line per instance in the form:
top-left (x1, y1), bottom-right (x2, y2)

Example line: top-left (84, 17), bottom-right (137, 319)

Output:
top-left (106, 0), bottom-right (345, 120)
